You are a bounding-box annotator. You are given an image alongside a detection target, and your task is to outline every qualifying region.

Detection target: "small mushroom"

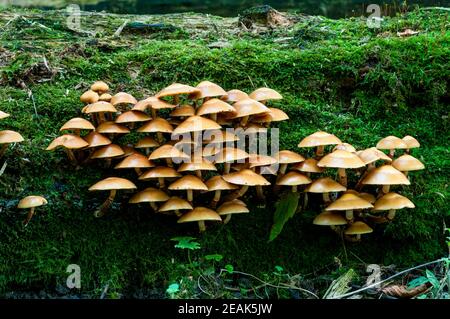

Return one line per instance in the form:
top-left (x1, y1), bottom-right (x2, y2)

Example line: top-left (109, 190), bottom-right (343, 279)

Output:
top-left (170, 104), bottom-right (196, 118)
top-left (361, 164), bottom-right (410, 196)
top-left (110, 92), bottom-right (138, 111)
top-left (177, 207), bottom-right (222, 233)
top-left (60, 117), bottom-right (95, 136)
top-left (90, 144), bottom-right (125, 167)
top-left (82, 101), bottom-right (117, 124)
top-left (376, 136), bottom-right (408, 158)
top-left (90, 81), bottom-right (109, 94)
top-left (96, 121), bottom-right (130, 140)
top-left (292, 158), bottom-right (324, 177)
top-left (139, 166), bottom-right (181, 188)
top-left (248, 154), bottom-right (278, 199)
top-left (305, 177), bottom-right (346, 204)
top-left (276, 171), bottom-right (312, 193)
top-left (135, 136), bottom-right (159, 155)
top-left (156, 83), bottom-right (200, 105)
top-left (230, 98), bottom-right (270, 127)
top-left (83, 132), bottom-right (111, 148)
top-left (99, 93), bottom-right (112, 102)
top-left (158, 196), bottom-right (193, 217)
top-left (115, 110), bottom-right (151, 129)
top-left (372, 192), bottom-right (415, 220)
top-left (392, 154), bottom-right (425, 178)
top-left (88, 177), bottom-right (136, 217)
top-left (333, 143), bottom-right (356, 153)
top-left (168, 175), bottom-right (208, 203)
top-left (298, 131), bottom-right (342, 158)
top-left (80, 90), bottom-right (99, 104)
top-left (222, 169), bottom-right (270, 200)
top-left (275, 150), bottom-right (306, 175)
top-left (129, 187), bottom-right (169, 211)
top-left (140, 96), bottom-right (177, 118)
top-left (355, 147), bottom-right (392, 190)
top-left (214, 147), bottom-right (249, 174)
top-left (178, 158), bottom-right (217, 179)
top-left (344, 221), bottom-right (373, 242)
top-left (0, 130), bottom-right (24, 158)
top-left (149, 144), bottom-right (189, 167)
top-left (325, 193), bottom-right (373, 222)
top-left (402, 135), bottom-right (420, 154)
top-left (197, 98), bottom-right (235, 122)
top-left (313, 211), bottom-right (347, 235)
top-left (114, 152), bottom-right (154, 175)
top-left (192, 81), bottom-right (228, 102)
top-left (252, 107), bottom-right (289, 126)
top-left (137, 117), bottom-right (174, 143)
top-left (222, 89), bottom-right (248, 103)
top-left (205, 175), bottom-right (238, 208)
top-left (317, 150), bottom-right (366, 187)
top-left (17, 196), bottom-right (47, 226)
top-left (46, 134), bottom-right (88, 165)
top-left (217, 201), bottom-right (249, 224)
top-left (248, 87), bottom-right (282, 105)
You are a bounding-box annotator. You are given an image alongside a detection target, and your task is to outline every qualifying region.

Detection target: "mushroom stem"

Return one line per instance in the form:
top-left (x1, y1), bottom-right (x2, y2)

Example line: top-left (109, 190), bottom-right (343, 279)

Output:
top-left (174, 95), bottom-right (180, 106)
top-left (187, 189), bottom-right (194, 203)
top-left (198, 220), bottom-right (206, 233)
top-left (158, 177), bottom-right (165, 188)
top-left (338, 168), bottom-right (347, 187)
top-left (387, 209), bottom-right (396, 220)
top-left (223, 162), bottom-right (231, 174)
top-left (389, 149), bottom-right (395, 158)
top-left (355, 163), bottom-right (375, 191)
top-left (196, 170), bottom-right (202, 179)
top-left (23, 207), bottom-right (35, 226)
top-left (150, 202), bottom-right (158, 212)
top-left (380, 185), bottom-right (390, 197)
top-left (240, 115), bottom-right (250, 127)
top-left (403, 171), bottom-right (409, 178)
top-left (345, 210), bottom-right (354, 222)
top-left (323, 192), bottom-right (331, 204)
top-left (291, 185), bottom-right (298, 193)
top-left (256, 185), bottom-right (265, 199)
top-left (330, 225), bottom-right (343, 235)
top-left (228, 185), bottom-right (249, 200)
top-left (0, 144), bottom-right (8, 158)
top-left (344, 234), bottom-right (361, 242)
top-left (211, 190), bottom-right (221, 208)
top-left (175, 209), bottom-right (182, 217)
top-left (134, 168), bottom-right (142, 176)
top-left (166, 158), bottom-right (173, 167)
top-left (65, 149), bottom-right (78, 165)
top-left (223, 214), bottom-right (232, 224)
top-left (94, 189), bottom-right (117, 218)
top-left (316, 145), bottom-right (325, 158)
top-left (303, 192), bottom-right (309, 209)
top-left (211, 113), bottom-right (218, 122)
top-left (151, 108), bottom-right (157, 119)
top-left (156, 132), bottom-right (164, 144)
top-left (279, 164), bottom-right (288, 175)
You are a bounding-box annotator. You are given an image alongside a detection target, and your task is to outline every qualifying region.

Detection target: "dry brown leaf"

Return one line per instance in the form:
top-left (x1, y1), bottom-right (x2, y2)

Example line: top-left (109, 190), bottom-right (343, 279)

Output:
top-left (381, 283), bottom-right (430, 298)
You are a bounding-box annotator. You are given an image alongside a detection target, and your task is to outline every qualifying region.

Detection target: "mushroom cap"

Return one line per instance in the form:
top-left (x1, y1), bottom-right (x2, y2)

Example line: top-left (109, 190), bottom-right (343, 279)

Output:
top-left (110, 92), bottom-right (137, 106)
top-left (298, 131), bottom-right (342, 148)
top-left (249, 87), bottom-right (283, 101)
top-left (231, 98), bottom-right (270, 118)
top-left (149, 144), bottom-right (189, 160)
top-left (333, 143), bottom-right (356, 153)
top-left (115, 153), bottom-right (154, 169)
top-left (169, 175), bottom-right (208, 191)
top-left (83, 132), bottom-right (111, 148)
top-left (222, 89), bottom-right (248, 103)
top-left (275, 150), bottom-right (305, 164)
top-left (325, 193), bottom-right (374, 211)
top-left (89, 177), bottom-right (137, 191)
top-left (159, 197), bottom-right (193, 212)
top-left (83, 101), bottom-right (117, 114)
top-left (217, 202), bottom-right (249, 215)
top-left (313, 211), bottom-right (347, 226)
top-left (292, 158), bottom-right (324, 173)
top-left (356, 147), bottom-right (392, 165)
top-left (205, 176), bottom-right (239, 191)
top-left (60, 117), bottom-right (95, 131)
top-left (170, 104), bottom-right (196, 117)
top-left (90, 81), bottom-right (109, 93)
top-left (0, 130), bottom-right (25, 144)
top-left (99, 93), bottom-right (112, 102)
top-left (178, 158), bottom-right (217, 172)
top-left (193, 81), bottom-right (227, 99)
top-left (248, 154), bottom-right (277, 168)
top-left (305, 177), bottom-right (346, 193)
top-left (344, 221), bottom-right (373, 235)
top-left (91, 144), bottom-right (125, 159)
top-left (121, 145), bottom-right (139, 158)
top-left (115, 111), bottom-right (151, 124)
top-left (177, 207), bottom-right (222, 223)
top-left (202, 145), bottom-right (221, 157)
top-left (17, 196), bottom-right (48, 209)
top-left (139, 166), bottom-right (180, 180)
top-left (0, 111), bottom-right (11, 119)
top-left (46, 134), bottom-right (87, 150)
top-left (362, 165), bottom-right (411, 185)
top-left (135, 136), bottom-right (159, 149)
top-left (223, 169), bottom-right (270, 186)
top-left (214, 147), bottom-right (249, 164)
top-left (197, 98), bottom-right (235, 116)
top-left (96, 121), bottom-right (130, 134)
top-left (373, 192), bottom-right (415, 211)
top-left (359, 192), bottom-right (376, 204)
top-left (317, 150), bottom-right (365, 169)
top-left (203, 130), bottom-right (239, 144)
top-left (172, 116), bottom-right (221, 135)
top-left (392, 154), bottom-right (425, 171)
top-left (253, 107), bottom-right (289, 123)
top-left (156, 83), bottom-right (200, 98)
top-left (376, 136), bottom-right (408, 150)
top-left (402, 135), bottom-right (420, 149)
top-left (137, 118), bottom-right (173, 133)
top-left (142, 96), bottom-right (177, 110)
top-left (276, 171), bottom-right (312, 186)
top-left (129, 187), bottom-right (169, 203)
top-left (80, 90), bottom-right (99, 104)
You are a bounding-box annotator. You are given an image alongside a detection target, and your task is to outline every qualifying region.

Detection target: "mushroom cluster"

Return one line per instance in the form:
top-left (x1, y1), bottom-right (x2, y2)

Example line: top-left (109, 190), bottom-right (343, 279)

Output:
top-left (0, 109), bottom-right (24, 159)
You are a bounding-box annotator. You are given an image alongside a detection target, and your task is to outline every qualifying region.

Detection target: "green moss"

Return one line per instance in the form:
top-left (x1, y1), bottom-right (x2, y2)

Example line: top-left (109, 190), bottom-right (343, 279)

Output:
top-left (0, 7), bottom-right (449, 296)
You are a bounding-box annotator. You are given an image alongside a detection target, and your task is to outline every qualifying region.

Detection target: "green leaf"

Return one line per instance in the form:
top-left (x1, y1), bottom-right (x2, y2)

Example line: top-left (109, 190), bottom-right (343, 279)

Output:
top-left (205, 254), bottom-right (223, 262)
top-left (166, 283), bottom-right (180, 295)
top-left (268, 192), bottom-right (300, 242)
top-left (407, 276), bottom-right (429, 289)
top-left (170, 237), bottom-right (201, 250)
top-left (225, 264), bottom-right (234, 274)
top-left (275, 265), bottom-right (284, 273)
top-left (426, 270), bottom-right (440, 289)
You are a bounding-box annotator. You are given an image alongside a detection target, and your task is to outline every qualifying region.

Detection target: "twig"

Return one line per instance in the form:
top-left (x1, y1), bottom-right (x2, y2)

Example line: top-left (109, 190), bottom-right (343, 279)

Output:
top-left (100, 283), bottom-right (109, 299)
top-left (114, 19), bottom-right (129, 38)
top-left (28, 90), bottom-right (38, 117)
top-left (331, 258), bottom-right (446, 299)
top-left (0, 161), bottom-right (7, 177)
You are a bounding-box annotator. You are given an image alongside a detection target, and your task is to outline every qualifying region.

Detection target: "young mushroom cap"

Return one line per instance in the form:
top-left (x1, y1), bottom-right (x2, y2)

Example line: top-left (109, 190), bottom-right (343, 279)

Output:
top-left (177, 207), bottom-right (222, 223)
top-left (317, 150), bottom-right (365, 169)
top-left (159, 197), bottom-right (193, 212)
top-left (144, 96), bottom-right (177, 110)
top-left (99, 93), bottom-right (112, 102)
top-left (205, 176), bottom-right (239, 191)
top-left (358, 192), bottom-right (376, 204)
top-left (193, 81), bottom-right (227, 99)
top-left (129, 187), bottom-right (169, 203)
top-left (249, 87), bottom-right (283, 101)
top-left (392, 154), bottom-right (425, 171)
top-left (276, 171), bottom-right (312, 186)
top-left (222, 89), bottom-right (249, 103)
top-left (114, 153), bottom-right (154, 169)
top-left (361, 165), bottom-right (411, 185)
top-left (356, 147), bottom-right (392, 165)
top-left (344, 221), bottom-right (373, 235)
top-left (120, 145), bottom-right (139, 158)
top-left (80, 90), bottom-right (99, 104)
top-left (372, 192), bottom-right (415, 210)
top-left (197, 98), bottom-right (235, 116)
top-left (135, 136), bottom-right (159, 149)
top-left (333, 143), bottom-right (356, 153)
top-left (170, 104), bottom-right (196, 117)
top-left (305, 177), bottom-right (346, 193)
top-left (91, 144), bottom-right (124, 159)
top-left (275, 150), bottom-right (306, 164)
top-left (89, 177), bottom-right (137, 191)
top-left (0, 130), bottom-right (25, 144)
top-left (313, 211), bottom-right (347, 226)
top-left (139, 166), bottom-right (181, 180)
top-left (17, 196), bottom-right (48, 209)
top-left (292, 158), bottom-right (324, 173)
top-left (248, 154), bottom-right (277, 168)
top-left (149, 144), bottom-right (189, 161)
top-left (60, 118), bottom-right (95, 131)
top-left (83, 101), bottom-right (117, 114)
top-left (172, 116), bottom-right (222, 135)
top-left (253, 108), bottom-right (289, 123)
top-left (217, 202), bottom-right (249, 215)
top-left (96, 121), bottom-right (130, 134)
top-left (298, 131), bottom-right (342, 148)
top-left (0, 111), bottom-right (11, 119)
top-left (115, 111), bottom-right (151, 124)
top-left (178, 158), bottom-right (217, 172)
top-left (169, 175), bottom-right (208, 191)
top-left (325, 193), bottom-right (374, 211)
top-left (203, 130), bottom-right (239, 144)
top-left (46, 134), bottom-right (88, 150)
top-left (222, 169), bottom-right (270, 186)
top-left (156, 83), bottom-right (200, 98)
top-left (376, 136), bottom-right (408, 150)
top-left (110, 92), bottom-right (138, 106)
top-left (91, 81), bottom-right (109, 93)
top-left (137, 118), bottom-right (173, 133)
top-left (402, 135), bottom-right (420, 149)
top-left (84, 132), bottom-right (111, 148)
top-left (214, 147), bottom-right (249, 163)
top-left (230, 98), bottom-right (270, 118)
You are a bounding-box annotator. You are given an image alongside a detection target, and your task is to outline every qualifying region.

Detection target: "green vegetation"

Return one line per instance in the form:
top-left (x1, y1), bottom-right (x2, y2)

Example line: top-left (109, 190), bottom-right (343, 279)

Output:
top-left (0, 7), bottom-right (448, 298)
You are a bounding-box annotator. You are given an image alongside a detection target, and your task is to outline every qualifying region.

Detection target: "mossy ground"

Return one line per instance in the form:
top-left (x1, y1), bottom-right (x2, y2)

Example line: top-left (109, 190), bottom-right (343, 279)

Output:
top-left (0, 7), bottom-right (449, 297)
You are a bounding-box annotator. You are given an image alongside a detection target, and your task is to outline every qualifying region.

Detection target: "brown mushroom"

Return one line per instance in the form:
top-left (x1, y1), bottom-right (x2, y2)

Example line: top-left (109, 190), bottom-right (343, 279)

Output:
top-left (361, 164), bottom-right (410, 196)
top-left (135, 136), bottom-right (159, 155)
top-left (197, 98), bottom-right (235, 121)
top-left (46, 134), bottom-right (88, 165)
top-left (90, 144), bottom-right (124, 167)
top-left (392, 154), bottom-right (425, 177)
top-left (376, 136), bottom-right (408, 158)
top-left (305, 177), bottom-right (346, 204)
top-left (252, 107), bottom-right (289, 125)
top-left (60, 117), bottom-right (95, 136)
top-left (0, 130), bottom-right (24, 158)
top-left (222, 89), bottom-right (248, 103)
top-left (177, 207), bottom-right (222, 233)
top-left (402, 135), bottom-right (420, 154)
top-left (99, 93), bottom-right (112, 102)
top-left (325, 193), bottom-right (373, 222)
top-left (138, 166), bottom-right (181, 188)
top-left (115, 110), bottom-right (151, 129)
top-left (90, 81), bottom-right (109, 94)
top-left (214, 147), bottom-right (249, 174)
top-left (230, 98), bottom-right (270, 127)
top-left (178, 157), bottom-right (217, 179)
top-left (317, 150), bottom-right (365, 187)
top-left (80, 90), bottom-right (99, 104)
top-left (110, 92), bottom-right (138, 111)
top-left (158, 196), bottom-right (193, 217)
top-left (275, 150), bottom-right (305, 175)
top-left (292, 158), bottom-right (324, 177)
top-left (276, 171), bottom-right (312, 193)
top-left (115, 152), bottom-right (154, 175)
top-left (168, 175), bottom-right (208, 203)
top-left (313, 211), bottom-right (347, 235)
top-left (248, 87), bottom-right (282, 105)
top-left (222, 169), bottom-right (270, 200)
top-left (17, 196), bottom-right (48, 226)
top-left (137, 117), bottom-right (174, 143)
top-left (192, 81), bottom-right (227, 102)
top-left (129, 187), bottom-right (169, 211)
top-left (205, 175), bottom-right (238, 208)
top-left (372, 192), bottom-right (415, 220)
top-left (170, 104), bottom-right (196, 118)
top-left (156, 83), bottom-right (200, 105)
top-left (344, 221), bottom-right (373, 241)
top-left (217, 201), bottom-right (249, 224)
top-left (149, 144), bottom-right (189, 167)
top-left (83, 101), bottom-right (117, 124)
top-left (298, 131), bottom-right (342, 158)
